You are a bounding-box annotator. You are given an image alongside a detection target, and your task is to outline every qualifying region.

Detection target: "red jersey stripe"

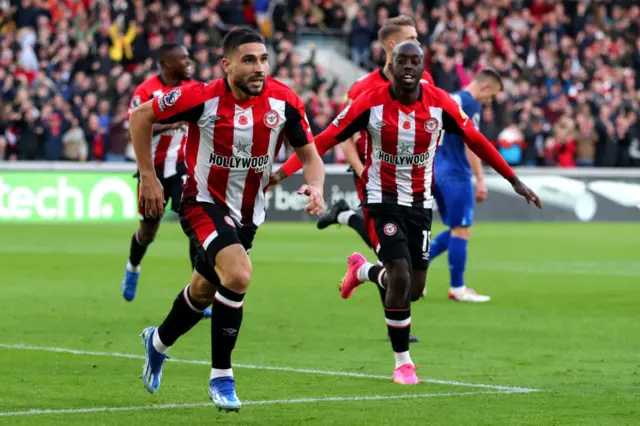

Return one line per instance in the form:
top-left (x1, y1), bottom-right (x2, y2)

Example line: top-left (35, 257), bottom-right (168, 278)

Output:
top-left (240, 103), bottom-right (271, 223)
top-left (411, 111), bottom-right (430, 202)
top-left (207, 95), bottom-right (235, 209)
top-left (379, 104), bottom-right (399, 203)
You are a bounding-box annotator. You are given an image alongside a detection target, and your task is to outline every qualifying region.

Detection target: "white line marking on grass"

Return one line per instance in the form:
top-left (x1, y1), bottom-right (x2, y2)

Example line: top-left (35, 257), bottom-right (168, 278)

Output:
top-left (0, 343), bottom-right (541, 393)
top-left (0, 391), bottom-right (522, 417)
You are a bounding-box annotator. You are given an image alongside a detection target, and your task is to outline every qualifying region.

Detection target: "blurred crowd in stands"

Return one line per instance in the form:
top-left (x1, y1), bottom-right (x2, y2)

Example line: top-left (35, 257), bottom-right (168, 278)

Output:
top-left (1, 0), bottom-right (639, 167)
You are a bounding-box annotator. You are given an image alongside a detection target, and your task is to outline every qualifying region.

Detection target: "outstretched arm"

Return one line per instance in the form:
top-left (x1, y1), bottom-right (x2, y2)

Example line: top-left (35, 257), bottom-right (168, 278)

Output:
top-left (282, 128), bottom-right (340, 177)
top-left (440, 90), bottom-right (542, 208)
top-left (269, 101), bottom-right (371, 188)
top-left (280, 98), bottom-right (327, 214)
top-left (339, 94), bottom-right (366, 177)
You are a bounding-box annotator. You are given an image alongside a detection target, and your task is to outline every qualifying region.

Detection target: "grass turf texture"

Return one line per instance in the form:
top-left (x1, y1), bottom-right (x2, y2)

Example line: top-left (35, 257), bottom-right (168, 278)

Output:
top-left (0, 222), bottom-right (638, 425)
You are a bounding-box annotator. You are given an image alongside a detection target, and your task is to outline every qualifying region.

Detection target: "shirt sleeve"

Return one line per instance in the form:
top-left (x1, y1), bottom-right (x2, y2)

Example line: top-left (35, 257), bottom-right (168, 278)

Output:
top-left (283, 95), bottom-right (314, 148)
top-left (439, 88), bottom-right (515, 179)
top-left (420, 71), bottom-right (435, 86)
top-left (330, 97), bottom-right (371, 143)
top-left (345, 83), bottom-right (358, 104)
top-left (280, 126), bottom-right (340, 177)
top-left (151, 82), bottom-right (208, 124)
top-left (451, 93), bottom-right (480, 131)
top-left (344, 78), bottom-right (367, 107)
top-left (440, 90), bottom-right (478, 136)
top-left (280, 96), bottom-right (371, 177)
top-left (127, 86), bottom-right (147, 120)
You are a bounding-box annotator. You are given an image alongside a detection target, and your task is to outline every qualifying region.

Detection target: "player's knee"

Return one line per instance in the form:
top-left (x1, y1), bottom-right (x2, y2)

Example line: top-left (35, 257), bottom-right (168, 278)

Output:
top-left (224, 267), bottom-right (252, 293)
top-left (138, 226), bottom-right (159, 245)
top-left (215, 245), bottom-right (253, 293)
top-left (451, 226), bottom-right (471, 240)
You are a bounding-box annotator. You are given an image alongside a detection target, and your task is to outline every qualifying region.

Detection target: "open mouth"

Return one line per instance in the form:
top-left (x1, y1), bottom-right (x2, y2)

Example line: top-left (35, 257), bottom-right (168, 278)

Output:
top-left (402, 74), bottom-right (415, 83)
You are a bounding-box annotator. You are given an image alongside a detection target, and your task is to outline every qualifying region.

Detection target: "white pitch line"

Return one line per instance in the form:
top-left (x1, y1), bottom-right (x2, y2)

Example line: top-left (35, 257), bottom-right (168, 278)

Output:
top-left (0, 343), bottom-right (540, 393)
top-left (0, 391), bottom-right (519, 417)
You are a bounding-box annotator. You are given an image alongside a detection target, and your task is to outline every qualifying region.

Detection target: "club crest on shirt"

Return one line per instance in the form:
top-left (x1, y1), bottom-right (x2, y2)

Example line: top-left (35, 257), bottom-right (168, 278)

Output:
top-left (224, 216), bottom-right (236, 228)
top-left (424, 117), bottom-right (441, 133)
top-left (383, 223), bottom-right (397, 236)
top-left (264, 110), bottom-right (280, 128)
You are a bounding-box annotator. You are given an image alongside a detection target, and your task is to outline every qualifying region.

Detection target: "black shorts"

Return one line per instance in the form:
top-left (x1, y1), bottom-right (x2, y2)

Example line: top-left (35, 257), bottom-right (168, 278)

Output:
top-left (365, 204), bottom-right (433, 270)
top-left (136, 164), bottom-right (186, 223)
top-left (179, 200), bottom-right (256, 282)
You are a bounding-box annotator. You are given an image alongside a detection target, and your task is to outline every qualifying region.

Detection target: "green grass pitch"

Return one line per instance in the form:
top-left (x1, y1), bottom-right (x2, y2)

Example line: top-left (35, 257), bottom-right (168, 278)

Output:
top-left (0, 221), bottom-right (638, 425)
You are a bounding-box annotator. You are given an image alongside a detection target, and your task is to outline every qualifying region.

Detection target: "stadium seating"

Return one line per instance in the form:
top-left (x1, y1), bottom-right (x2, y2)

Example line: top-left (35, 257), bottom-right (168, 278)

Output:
top-left (0, 0), bottom-right (638, 167)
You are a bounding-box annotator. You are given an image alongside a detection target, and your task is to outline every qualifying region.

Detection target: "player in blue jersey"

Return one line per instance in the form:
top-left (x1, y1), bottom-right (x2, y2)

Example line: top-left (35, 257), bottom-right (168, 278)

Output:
top-left (431, 69), bottom-right (503, 302)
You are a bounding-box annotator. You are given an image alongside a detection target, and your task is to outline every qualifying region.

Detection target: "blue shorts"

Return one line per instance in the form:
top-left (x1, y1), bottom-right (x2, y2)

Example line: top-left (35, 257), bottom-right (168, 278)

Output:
top-left (433, 176), bottom-right (474, 228)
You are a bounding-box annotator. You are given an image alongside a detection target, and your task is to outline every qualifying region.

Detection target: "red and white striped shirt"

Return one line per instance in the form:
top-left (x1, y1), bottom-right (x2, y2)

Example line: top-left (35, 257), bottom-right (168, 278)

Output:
top-left (151, 77), bottom-right (313, 226)
top-left (320, 82), bottom-right (514, 208)
top-left (346, 69), bottom-right (434, 164)
top-left (128, 75), bottom-right (195, 178)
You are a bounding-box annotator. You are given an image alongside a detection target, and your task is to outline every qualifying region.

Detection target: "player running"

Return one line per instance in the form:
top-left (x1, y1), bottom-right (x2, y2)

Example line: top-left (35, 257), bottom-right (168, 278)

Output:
top-left (272, 41), bottom-right (541, 384)
top-left (120, 42), bottom-right (201, 306)
top-left (129, 29), bottom-right (325, 411)
top-left (284, 15), bottom-right (433, 243)
top-left (269, 15), bottom-right (431, 343)
top-left (431, 70), bottom-right (504, 302)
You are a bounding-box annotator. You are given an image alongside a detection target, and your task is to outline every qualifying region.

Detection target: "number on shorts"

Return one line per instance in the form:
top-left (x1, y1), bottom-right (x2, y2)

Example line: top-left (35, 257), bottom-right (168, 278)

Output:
top-left (422, 230), bottom-right (431, 253)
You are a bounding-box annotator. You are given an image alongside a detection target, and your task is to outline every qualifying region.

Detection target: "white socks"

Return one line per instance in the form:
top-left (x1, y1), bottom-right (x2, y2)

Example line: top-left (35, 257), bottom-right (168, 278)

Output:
top-left (152, 329), bottom-right (169, 354)
top-left (210, 368), bottom-right (233, 380)
top-left (357, 262), bottom-right (374, 282)
top-left (449, 286), bottom-right (466, 295)
top-left (394, 351), bottom-right (414, 369)
top-left (337, 210), bottom-right (355, 225)
top-left (126, 260), bottom-right (140, 273)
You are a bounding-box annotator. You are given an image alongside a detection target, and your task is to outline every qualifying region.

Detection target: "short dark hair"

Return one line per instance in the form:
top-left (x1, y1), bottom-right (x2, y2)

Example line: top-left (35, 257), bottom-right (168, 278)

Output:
top-left (475, 68), bottom-right (504, 91)
top-left (222, 28), bottom-right (265, 55)
top-left (157, 42), bottom-right (184, 63)
top-left (378, 15), bottom-right (415, 43)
